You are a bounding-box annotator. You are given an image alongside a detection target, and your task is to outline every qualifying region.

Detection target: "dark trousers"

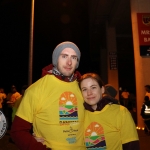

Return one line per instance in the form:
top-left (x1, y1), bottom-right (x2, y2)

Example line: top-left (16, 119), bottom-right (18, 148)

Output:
top-left (144, 119), bottom-right (150, 132)
top-left (3, 105), bottom-right (12, 130)
top-left (123, 98), bottom-right (129, 108)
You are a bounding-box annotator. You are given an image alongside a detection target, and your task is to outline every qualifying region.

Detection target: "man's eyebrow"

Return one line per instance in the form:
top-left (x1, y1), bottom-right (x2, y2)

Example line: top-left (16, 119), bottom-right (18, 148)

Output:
top-left (71, 55), bottom-right (77, 57)
top-left (60, 54), bottom-right (77, 57)
top-left (60, 53), bottom-right (68, 55)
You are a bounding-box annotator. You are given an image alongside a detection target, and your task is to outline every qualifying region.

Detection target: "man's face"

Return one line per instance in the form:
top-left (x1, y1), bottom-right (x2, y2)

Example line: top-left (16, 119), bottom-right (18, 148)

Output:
top-left (57, 48), bottom-right (78, 76)
top-left (145, 87), bottom-right (150, 92)
top-left (11, 87), bottom-right (16, 93)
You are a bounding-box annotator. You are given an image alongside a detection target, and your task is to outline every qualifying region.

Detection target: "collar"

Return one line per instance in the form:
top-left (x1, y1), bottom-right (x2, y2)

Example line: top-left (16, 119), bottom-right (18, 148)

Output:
top-left (41, 64), bottom-right (81, 82)
top-left (84, 96), bottom-right (119, 112)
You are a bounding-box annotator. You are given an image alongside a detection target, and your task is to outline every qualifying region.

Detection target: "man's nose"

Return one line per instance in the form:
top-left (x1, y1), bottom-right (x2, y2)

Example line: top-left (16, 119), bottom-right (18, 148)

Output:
top-left (67, 57), bottom-right (72, 65)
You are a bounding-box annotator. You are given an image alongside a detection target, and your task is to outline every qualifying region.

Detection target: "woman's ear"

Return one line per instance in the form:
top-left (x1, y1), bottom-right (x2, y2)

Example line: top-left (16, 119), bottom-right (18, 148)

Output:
top-left (102, 86), bottom-right (105, 94)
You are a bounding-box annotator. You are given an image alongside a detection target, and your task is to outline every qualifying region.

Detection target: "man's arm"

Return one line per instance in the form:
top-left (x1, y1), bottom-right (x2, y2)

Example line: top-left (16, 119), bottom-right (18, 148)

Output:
top-left (11, 116), bottom-right (51, 150)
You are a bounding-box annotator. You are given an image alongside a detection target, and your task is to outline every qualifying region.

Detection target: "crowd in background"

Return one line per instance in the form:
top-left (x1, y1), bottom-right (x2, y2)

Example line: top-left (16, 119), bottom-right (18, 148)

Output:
top-left (1, 84), bottom-right (150, 130)
top-left (0, 85), bottom-right (28, 130)
top-left (119, 87), bottom-right (136, 111)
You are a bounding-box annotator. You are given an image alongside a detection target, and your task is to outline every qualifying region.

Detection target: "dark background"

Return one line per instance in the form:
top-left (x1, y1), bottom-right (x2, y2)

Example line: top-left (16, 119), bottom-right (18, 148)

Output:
top-left (0, 0), bottom-right (91, 93)
top-left (0, 0), bottom-right (136, 95)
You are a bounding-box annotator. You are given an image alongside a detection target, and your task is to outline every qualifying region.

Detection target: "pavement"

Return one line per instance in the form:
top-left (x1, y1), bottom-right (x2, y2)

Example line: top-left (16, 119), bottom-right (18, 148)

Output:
top-left (138, 129), bottom-right (150, 150)
top-left (0, 129), bottom-right (150, 150)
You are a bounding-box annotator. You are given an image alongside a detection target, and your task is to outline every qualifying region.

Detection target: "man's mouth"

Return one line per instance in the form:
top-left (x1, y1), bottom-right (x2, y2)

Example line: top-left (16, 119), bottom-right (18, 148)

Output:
top-left (64, 67), bottom-right (72, 71)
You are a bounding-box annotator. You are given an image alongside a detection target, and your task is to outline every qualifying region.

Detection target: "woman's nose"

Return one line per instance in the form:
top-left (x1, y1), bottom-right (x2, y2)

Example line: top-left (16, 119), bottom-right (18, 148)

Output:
top-left (87, 89), bottom-right (92, 95)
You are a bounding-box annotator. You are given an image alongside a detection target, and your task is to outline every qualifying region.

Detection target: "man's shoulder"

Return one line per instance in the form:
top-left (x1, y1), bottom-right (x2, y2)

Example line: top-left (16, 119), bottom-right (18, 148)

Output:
top-left (27, 75), bottom-right (56, 91)
top-left (32, 74), bottom-right (53, 84)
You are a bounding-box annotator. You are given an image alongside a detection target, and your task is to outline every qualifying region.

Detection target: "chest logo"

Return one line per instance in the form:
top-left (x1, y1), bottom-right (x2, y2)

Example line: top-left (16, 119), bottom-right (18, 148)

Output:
top-left (85, 122), bottom-right (106, 149)
top-left (59, 92), bottom-right (78, 124)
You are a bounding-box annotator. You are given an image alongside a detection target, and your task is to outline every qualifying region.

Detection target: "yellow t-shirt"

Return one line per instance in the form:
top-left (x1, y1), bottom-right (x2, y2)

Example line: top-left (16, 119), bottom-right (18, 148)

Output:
top-left (121, 92), bottom-right (129, 99)
top-left (12, 96), bottom-right (23, 121)
top-left (84, 104), bottom-right (139, 150)
top-left (16, 75), bottom-right (85, 150)
top-left (0, 93), bottom-right (6, 108)
top-left (7, 92), bottom-right (21, 107)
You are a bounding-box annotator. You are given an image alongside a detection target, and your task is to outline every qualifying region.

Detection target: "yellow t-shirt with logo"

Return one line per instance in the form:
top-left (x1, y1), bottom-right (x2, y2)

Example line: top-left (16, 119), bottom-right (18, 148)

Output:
top-left (84, 104), bottom-right (139, 150)
top-left (16, 75), bottom-right (85, 150)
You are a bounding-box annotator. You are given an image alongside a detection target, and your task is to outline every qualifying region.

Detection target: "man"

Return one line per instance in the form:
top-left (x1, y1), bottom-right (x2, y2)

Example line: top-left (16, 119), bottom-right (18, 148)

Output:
top-left (121, 88), bottom-right (130, 108)
top-left (11, 41), bottom-right (85, 150)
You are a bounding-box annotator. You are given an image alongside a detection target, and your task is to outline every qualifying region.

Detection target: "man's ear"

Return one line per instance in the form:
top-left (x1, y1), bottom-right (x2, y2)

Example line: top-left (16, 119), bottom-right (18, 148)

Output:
top-left (102, 86), bottom-right (105, 94)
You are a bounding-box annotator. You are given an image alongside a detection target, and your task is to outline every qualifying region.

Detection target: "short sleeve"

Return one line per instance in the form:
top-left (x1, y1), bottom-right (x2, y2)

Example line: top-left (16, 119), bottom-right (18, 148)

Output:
top-left (119, 107), bottom-right (139, 144)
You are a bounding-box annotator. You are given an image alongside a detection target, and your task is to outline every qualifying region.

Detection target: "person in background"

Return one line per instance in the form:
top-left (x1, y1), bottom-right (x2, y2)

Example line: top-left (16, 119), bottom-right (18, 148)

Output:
top-left (12, 85), bottom-right (28, 121)
top-left (79, 73), bottom-right (139, 150)
top-left (121, 88), bottom-right (130, 108)
top-left (6, 85), bottom-right (21, 107)
top-left (103, 84), bottom-right (120, 104)
top-left (140, 95), bottom-right (150, 134)
top-left (6, 85), bottom-right (21, 129)
top-left (144, 85), bottom-right (150, 100)
top-left (0, 88), bottom-right (6, 111)
top-left (11, 41), bottom-right (85, 150)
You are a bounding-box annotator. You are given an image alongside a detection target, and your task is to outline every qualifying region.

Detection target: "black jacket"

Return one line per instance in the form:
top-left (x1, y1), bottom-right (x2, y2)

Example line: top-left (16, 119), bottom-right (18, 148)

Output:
top-left (141, 100), bottom-right (150, 119)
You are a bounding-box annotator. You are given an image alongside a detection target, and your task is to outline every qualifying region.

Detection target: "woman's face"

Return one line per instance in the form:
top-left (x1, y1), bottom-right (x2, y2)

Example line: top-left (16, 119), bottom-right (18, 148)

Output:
top-left (80, 78), bottom-right (104, 110)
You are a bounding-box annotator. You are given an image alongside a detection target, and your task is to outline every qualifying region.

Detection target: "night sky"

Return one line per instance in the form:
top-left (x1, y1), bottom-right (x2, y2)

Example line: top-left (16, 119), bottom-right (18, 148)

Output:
top-left (0, 0), bottom-right (90, 93)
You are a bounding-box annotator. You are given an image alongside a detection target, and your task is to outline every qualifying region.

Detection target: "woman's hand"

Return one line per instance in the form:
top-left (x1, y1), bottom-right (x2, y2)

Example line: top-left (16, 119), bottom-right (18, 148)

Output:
top-left (33, 133), bottom-right (45, 144)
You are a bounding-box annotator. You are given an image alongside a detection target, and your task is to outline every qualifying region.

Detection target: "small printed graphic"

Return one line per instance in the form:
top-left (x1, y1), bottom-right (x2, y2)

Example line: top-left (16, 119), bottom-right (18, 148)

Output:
top-left (66, 136), bottom-right (77, 144)
top-left (59, 92), bottom-right (78, 121)
top-left (85, 122), bottom-right (106, 149)
top-left (142, 15), bottom-right (150, 26)
top-left (0, 110), bottom-right (7, 139)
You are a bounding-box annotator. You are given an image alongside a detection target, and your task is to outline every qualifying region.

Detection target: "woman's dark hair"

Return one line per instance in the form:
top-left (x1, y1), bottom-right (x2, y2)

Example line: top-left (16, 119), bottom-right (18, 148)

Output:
top-left (78, 73), bottom-right (104, 88)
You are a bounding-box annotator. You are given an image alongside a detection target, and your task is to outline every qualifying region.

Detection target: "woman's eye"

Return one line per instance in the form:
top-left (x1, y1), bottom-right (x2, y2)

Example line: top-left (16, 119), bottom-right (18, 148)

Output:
top-left (82, 89), bottom-right (87, 92)
top-left (92, 86), bottom-right (96, 89)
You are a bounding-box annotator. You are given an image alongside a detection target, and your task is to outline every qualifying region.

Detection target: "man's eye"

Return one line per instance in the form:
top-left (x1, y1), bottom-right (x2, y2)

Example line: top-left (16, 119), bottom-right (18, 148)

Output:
top-left (72, 56), bottom-right (77, 60)
top-left (62, 55), bottom-right (67, 58)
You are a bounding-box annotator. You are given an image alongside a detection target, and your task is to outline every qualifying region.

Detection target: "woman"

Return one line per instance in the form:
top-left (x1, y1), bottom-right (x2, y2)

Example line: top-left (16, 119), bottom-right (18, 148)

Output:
top-left (79, 73), bottom-right (139, 150)
top-left (34, 73), bottom-right (140, 150)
